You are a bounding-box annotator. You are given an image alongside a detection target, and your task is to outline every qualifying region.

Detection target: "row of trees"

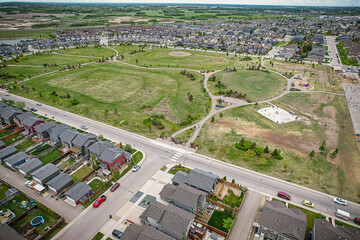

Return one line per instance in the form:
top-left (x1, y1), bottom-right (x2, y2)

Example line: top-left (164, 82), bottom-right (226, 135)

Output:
top-left (235, 138), bottom-right (283, 159)
top-left (180, 70), bottom-right (196, 81)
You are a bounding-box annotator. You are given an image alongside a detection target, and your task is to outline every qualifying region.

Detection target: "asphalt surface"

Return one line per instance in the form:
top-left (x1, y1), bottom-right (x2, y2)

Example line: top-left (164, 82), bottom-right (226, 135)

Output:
top-left (1, 91), bottom-right (360, 240)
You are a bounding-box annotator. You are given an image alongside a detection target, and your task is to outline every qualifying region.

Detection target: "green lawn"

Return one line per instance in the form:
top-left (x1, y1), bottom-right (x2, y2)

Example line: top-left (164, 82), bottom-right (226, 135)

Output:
top-left (91, 232), bottom-right (104, 240)
top-left (56, 47), bottom-right (116, 58)
top-left (223, 190), bottom-right (244, 208)
top-left (0, 66), bottom-right (60, 84)
top-left (88, 179), bottom-right (103, 192)
top-left (60, 158), bottom-right (76, 169)
top-left (207, 210), bottom-right (233, 232)
top-left (11, 61), bottom-right (211, 138)
top-left (0, 130), bottom-right (11, 138)
top-left (169, 164), bottom-right (191, 175)
top-left (4, 134), bottom-right (24, 145)
top-left (71, 165), bottom-right (93, 182)
top-left (29, 144), bottom-right (52, 156)
top-left (288, 204), bottom-right (323, 237)
top-left (15, 139), bottom-right (36, 152)
top-left (0, 183), bottom-right (11, 199)
top-left (209, 70), bottom-right (286, 102)
top-left (39, 148), bottom-right (62, 165)
top-left (1, 194), bottom-right (30, 217)
top-left (131, 151), bottom-right (143, 164)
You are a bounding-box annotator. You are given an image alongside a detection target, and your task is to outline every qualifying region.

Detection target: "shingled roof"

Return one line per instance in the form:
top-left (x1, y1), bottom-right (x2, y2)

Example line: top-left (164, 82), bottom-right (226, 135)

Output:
top-left (1, 108), bottom-right (22, 119)
top-left (88, 141), bottom-right (113, 156)
top-left (162, 184), bottom-right (206, 210)
top-left (17, 158), bottom-right (42, 174)
top-left (172, 171), bottom-right (188, 185)
top-left (59, 129), bottom-right (79, 143)
top-left (0, 146), bottom-right (17, 160)
top-left (64, 182), bottom-right (91, 202)
top-left (72, 133), bottom-right (97, 147)
top-left (4, 152), bottom-right (28, 166)
top-left (22, 117), bottom-right (44, 127)
top-left (99, 147), bottom-right (126, 164)
top-left (34, 122), bottom-right (57, 133)
top-left (47, 173), bottom-right (73, 192)
top-left (31, 163), bottom-right (59, 182)
top-left (49, 124), bottom-right (71, 137)
top-left (121, 223), bottom-right (173, 240)
top-left (314, 218), bottom-right (360, 240)
top-left (15, 112), bottom-right (34, 123)
top-left (0, 101), bottom-right (8, 109)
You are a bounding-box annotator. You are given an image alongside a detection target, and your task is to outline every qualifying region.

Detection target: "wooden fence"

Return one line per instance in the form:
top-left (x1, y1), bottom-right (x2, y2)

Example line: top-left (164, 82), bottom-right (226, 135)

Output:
top-left (206, 198), bottom-right (233, 213)
top-left (37, 217), bottom-right (65, 240)
top-left (35, 142), bottom-right (61, 159)
top-left (226, 190), bottom-right (249, 240)
top-left (0, 123), bottom-right (14, 133)
top-left (0, 189), bottom-right (19, 207)
top-left (0, 127), bottom-right (24, 141)
top-left (194, 219), bottom-right (228, 237)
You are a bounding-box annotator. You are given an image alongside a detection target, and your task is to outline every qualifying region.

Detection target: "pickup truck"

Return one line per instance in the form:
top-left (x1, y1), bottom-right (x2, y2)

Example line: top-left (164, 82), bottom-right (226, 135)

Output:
top-left (25, 180), bottom-right (36, 189)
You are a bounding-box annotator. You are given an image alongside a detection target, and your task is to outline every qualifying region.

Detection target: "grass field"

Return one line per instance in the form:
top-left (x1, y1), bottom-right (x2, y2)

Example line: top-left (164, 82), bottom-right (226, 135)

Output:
top-left (209, 70), bottom-right (286, 102)
top-left (0, 130), bottom-right (11, 138)
top-left (11, 61), bottom-right (211, 138)
top-left (39, 148), bottom-right (62, 165)
top-left (196, 93), bottom-right (360, 202)
top-left (56, 47), bottom-right (116, 58)
top-left (0, 66), bottom-right (60, 83)
top-left (29, 144), bottom-right (51, 156)
top-left (122, 47), bottom-right (258, 70)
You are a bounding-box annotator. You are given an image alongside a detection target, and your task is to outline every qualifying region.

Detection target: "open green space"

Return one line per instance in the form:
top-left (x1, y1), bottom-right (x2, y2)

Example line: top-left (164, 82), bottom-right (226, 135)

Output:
top-left (122, 47), bottom-right (258, 70)
top-left (169, 164), bottom-right (191, 175)
top-left (0, 66), bottom-right (59, 84)
top-left (0, 130), bottom-right (11, 138)
top-left (207, 210), bottom-right (233, 232)
top-left (288, 204), bottom-right (323, 237)
top-left (0, 29), bottom-right (54, 40)
top-left (29, 144), bottom-right (52, 156)
top-left (131, 151), bottom-right (143, 164)
top-left (4, 134), bottom-right (24, 145)
top-left (15, 139), bottom-right (36, 152)
top-left (0, 183), bottom-right (11, 199)
top-left (71, 165), bottom-right (93, 182)
top-left (60, 157), bottom-right (76, 169)
top-left (209, 70), bottom-right (286, 102)
top-left (56, 46), bottom-right (116, 58)
top-left (88, 179), bottom-right (103, 192)
top-left (39, 148), bottom-right (62, 165)
top-left (1, 194), bottom-right (30, 217)
top-left (11, 61), bottom-right (210, 138)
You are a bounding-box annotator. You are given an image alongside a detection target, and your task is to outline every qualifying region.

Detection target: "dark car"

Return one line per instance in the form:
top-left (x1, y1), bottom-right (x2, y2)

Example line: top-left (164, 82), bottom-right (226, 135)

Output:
top-left (110, 182), bottom-right (120, 192)
top-left (277, 191), bottom-right (291, 200)
top-left (355, 217), bottom-right (360, 225)
top-left (93, 195), bottom-right (106, 208)
top-left (112, 229), bottom-right (123, 239)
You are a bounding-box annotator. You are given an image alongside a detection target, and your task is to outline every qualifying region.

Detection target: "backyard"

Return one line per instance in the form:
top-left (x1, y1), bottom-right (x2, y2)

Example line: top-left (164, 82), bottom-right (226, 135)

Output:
top-left (71, 165), bottom-right (93, 182)
top-left (4, 134), bottom-right (24, 145)
top-left (29, 144), bottom-right (52, 156)
top-left (39, 148), bottom-right (62, 165)
top-left (1, 194), bottom-right (31, 217)
top-left (15, 139), bottom-right (36, 152)
top-left (222, 190), bottom-right (244, 208)
top-left (60, 157), bottom-right (76, 170)
top-left (88, 179), bottom-right (103, 192)
top-left (0, 183), bottom-right (11, 199)
top-left (0, 130), bottom-right (11, 138)
top-left (207, 209), bottom-right (233, 233)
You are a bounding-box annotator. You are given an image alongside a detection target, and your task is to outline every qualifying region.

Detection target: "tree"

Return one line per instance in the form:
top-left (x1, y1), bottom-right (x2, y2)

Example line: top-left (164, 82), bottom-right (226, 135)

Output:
top-left (211, 116), bottom-right (215, 123)
top-left (232, 179), bottom-right (235, 184)
top-left (309, 150), bottom-right (315, 158)
top-left (91, 155), bottom-right (99, 170)
top-left (124, 144), bottom-right (133, 153)
top-left (104, 109), bottom-right (108, 117)
top-left (220, 112), bottom-right (223, 118)
top-left (319, 141), bottom-right (326, 152)
top-left (264, 145), bottom-right (270, 153)
top-left (223, 176), bottom-right (227, 181)
top-left (223, 217), bottom-right (234, 232)
top-left (188, 94), bottom-right (194, 102)
top-left (14, 101), bottom-right (25, 109)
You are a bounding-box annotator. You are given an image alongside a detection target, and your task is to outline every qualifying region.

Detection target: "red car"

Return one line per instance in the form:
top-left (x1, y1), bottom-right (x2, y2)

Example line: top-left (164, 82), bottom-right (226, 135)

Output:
top-left (93, 195), bottom-right (106, 208)
top-left (355, 217), bottom-right (360, 225)
top-left (277, 191), bottom-right (291, 200)
top-left (110, 182), bottom-right (120, 192)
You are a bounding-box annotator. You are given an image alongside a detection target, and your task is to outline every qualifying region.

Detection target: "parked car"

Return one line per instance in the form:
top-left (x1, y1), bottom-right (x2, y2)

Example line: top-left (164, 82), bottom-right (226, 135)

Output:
top-left (112, 229), bottom-right (123, 239)
top-left (30, 107), bottom-right (37, 112)
top-left (277, 191), bottom-right (291, 200)
top-left (36, 102), bottom-right (42, 106)
top-left (333, 197), bottom-right (347, 206)
top-left (25, 181), bottom-right (34, 189)
top-left (354, 217), bottom-right (360, 225)
top-left (110, 182), bottom-right (120, 192)
top-left (132, 164), bottom-right (141, 172)
top-left (81, 125), bottom-right (88, 130)
top-left (302, 200), bottom-right (314, 208)
top-left (93, 195), bottom-right (107, 208)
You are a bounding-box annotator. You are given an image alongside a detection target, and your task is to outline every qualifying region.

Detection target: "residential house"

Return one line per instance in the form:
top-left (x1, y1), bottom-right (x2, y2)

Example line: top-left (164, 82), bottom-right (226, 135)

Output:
top-left (47, 173), bottom-right (73, 194)
top-left (71, 133), bottom-right (97, 156)
top-left (121, 223), bottom-right (173, 240)
top-left (64, 182), bottom-right (92, 206)
top-left (59, 129), bottom-right (79, 148)
top-left (172, 168), bottom-right (218, 195)
top-left (292, 35), bottom-right (305, 43)
top-left (48, 124), bottom-right (70, 144)
top-left (88, 140), bottom-right (113, 159)
top-left (0, 107), bottom-right (22, 125)
top-left (4, 152), bottom-right (28, 169)
top-left (313, 218), bottom-right (360, 240)
top-left (0, 146), bottom-right (18, 163)
top-left (255, 200), bottom-right (307, 240)
top-left (140, 201), bottom-right (195, 240)
top-left (0, 101), bottom-right (7, 109)
top-left (308, 45), bottom-right (324, 61)
top-left (160, 183), bottom-right (206, 213)
top-left (34, 122), bottom-right (57, 141)
top-left (13, 112), bottom-right (34, 127)
top-left (98, 147), bottom-right (131, 171)
top-left (31, 163), bottom-right (60, 185)
top-left (0, 106), bottom-right (12, 122)
top-left (22, 117), bottom-right (45, 134)
top-left (0, 140), bottom-right (6, 150)
top-left (17, 158), bottom-right (42, 176)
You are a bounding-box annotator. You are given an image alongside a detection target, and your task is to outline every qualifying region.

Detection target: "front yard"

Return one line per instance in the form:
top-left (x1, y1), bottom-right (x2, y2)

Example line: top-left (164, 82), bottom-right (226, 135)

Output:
top-left (15, 139), bottom-right (35, 152)
top-left (71, 165), bottom-right (93, 182)
top-left (39, 148), bottom-right (61, 164)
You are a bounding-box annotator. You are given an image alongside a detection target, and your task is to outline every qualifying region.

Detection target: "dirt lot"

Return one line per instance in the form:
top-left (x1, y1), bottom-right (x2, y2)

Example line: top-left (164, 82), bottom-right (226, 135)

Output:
top-left (168, 51), bottom-right (192, 57)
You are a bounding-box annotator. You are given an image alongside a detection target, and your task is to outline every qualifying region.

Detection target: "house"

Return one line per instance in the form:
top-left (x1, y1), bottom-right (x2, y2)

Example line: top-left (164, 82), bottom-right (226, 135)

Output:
top-left (47, 173), bottom-right (73, 194)
top-left (172, 168), bottom-right (218, 195)
top-left (0, 106), bottom-right (12, 122)
top-left (160, 183), bottom-right (206, 213)
top-left (31, 163), bottom-right (60, 185)
top-left (34, 122), bottom-right (57, 141)
top-left (0, 146), bottom-right (18, 163)
top-left (0, 107), bottom-right (22, 125)
top-left (98, 147), bottom-right (130, 171)
top-left (4, 152), bottom-right (28, 169)
top-left (88, 140), bottom-right (113, 158)
top-left (22, 117), bottom-right (45, 134)
top-left (71, 133), bottom-right (97, 156)
top-left (0, 101), bottom-right (8, 109)
top-left (59, 129), bottom-right (79, 148)
top-left (0, 140), bottom-right (6, 150)
top-left (13, 112), bottom-right (34, 127)
top-left (64, 182), bottom-right (92, 206)
top-left (313, 218), bottom-right (360, 240)
top-left (17, 158), bottom-right (42, 176)
top-left (48, 124), bottom-right (70, 144)
top-left (254, 200), bottom-right (307, 240)
top-left (140, 201), bottom-right (195, 240)
top-left (121, 223), bottom-right (173, 240)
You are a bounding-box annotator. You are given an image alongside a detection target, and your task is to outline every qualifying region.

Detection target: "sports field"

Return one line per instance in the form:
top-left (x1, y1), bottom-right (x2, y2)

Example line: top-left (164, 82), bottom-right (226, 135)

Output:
top-left (208, 70), bottom-right (287, 102)
top-left (11, 62), bottom-right (210, 137)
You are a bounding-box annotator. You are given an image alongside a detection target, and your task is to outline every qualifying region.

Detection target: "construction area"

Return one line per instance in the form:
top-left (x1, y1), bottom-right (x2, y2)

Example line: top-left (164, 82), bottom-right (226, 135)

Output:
top-left (257, 105), bottom-right (300, 124)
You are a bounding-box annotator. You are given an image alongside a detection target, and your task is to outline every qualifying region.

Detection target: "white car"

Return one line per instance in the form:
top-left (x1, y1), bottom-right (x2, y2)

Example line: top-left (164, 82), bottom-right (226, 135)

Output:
top-left (81, 125), bottom-right (88, 130)
top-left (25, 180), bottom-right (34, 189)
top-left (132, 164), bottom-right (141, 172)
top-left (36, 102), bottom-right (42, 106)
top-left (333, 197), bottom-right (347, 206)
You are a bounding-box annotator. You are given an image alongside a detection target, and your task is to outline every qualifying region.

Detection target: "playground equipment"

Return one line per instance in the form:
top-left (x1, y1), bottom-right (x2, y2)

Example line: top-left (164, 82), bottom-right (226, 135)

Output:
top-left (30, 216), bottom-right (44, 226)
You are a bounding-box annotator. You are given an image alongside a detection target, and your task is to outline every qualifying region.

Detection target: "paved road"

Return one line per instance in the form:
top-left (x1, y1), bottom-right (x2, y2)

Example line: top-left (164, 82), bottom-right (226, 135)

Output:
top-left (1, 91), bottom-right (360, 240)
top-left (327, 36), bottom-right (343, 69)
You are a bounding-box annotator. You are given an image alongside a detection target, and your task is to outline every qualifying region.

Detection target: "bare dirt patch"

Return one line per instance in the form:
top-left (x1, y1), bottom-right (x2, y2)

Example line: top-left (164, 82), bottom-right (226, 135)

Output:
top-left (168, 51), bottom-right (192, 57)
top-left (142, 97), bottom-right (182, 123)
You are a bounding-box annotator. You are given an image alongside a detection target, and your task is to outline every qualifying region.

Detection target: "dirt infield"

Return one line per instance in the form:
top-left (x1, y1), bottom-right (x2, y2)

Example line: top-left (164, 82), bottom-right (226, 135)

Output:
top-left (168, 51), bottom-right (192, 57)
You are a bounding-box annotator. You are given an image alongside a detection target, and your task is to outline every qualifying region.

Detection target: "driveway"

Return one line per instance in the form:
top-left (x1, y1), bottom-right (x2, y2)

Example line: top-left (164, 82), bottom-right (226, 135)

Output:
top-left (0, 166), bottom-right (82, 222)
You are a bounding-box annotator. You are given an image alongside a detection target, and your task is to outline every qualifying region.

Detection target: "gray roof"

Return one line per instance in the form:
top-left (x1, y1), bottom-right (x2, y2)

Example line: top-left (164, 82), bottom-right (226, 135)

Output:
top-left (0, 146), bottom-right (17, 160)
top-left (185, 168), bottom-right (218, 193)
top-left (4, 152), bottom-right (28, 166)
top-left (46, 173), bottom-right (73, 191)
top-left (99, 147), bottom-right (127, 164)
top-left (172, 171), bottom-right (188, 185)
top-left (64, 182), bottom-right (91, 202)
top-left (34, 122), bottom-right (57, 133)
top-left (314, 218), bottom-right (360, 240)
top-left (31, 163), bottom-right (59, 181)
top-left (0, 224), bottom-right (25, 240)
top-left (1, 108), bottom-right (22, 119)
top-left (0, 101), bottom-right (8, 109)
top-left (49, 123), bottom-right (71, 137)
top-left (140, 201), bottom-right (194, 237)
top-left (22, 116), bottom-right (44, 127)
top-left (72, 133), bottom-right (97, 147)
top-left (0, 106), bottom-right (12, 116)
top-left (15, 112), bottom-right (34, 123)
top-left (121, 223), bottom-right (173, 240)
top-left (17, 158), bottom-right (42, 174)
top-left (59, 129), bottom-right (79, 143)
top-left (259, 201), bottom-right (307, 240)
top-left (88, 140), bottom-right (113, 156)
top-left (0, 140), bottom-right (5, 148)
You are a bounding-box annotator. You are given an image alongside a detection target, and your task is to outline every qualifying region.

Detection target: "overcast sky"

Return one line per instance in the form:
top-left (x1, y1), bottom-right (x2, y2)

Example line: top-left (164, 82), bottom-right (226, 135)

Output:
top-left (3, 0), bottom-right (360, 7)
